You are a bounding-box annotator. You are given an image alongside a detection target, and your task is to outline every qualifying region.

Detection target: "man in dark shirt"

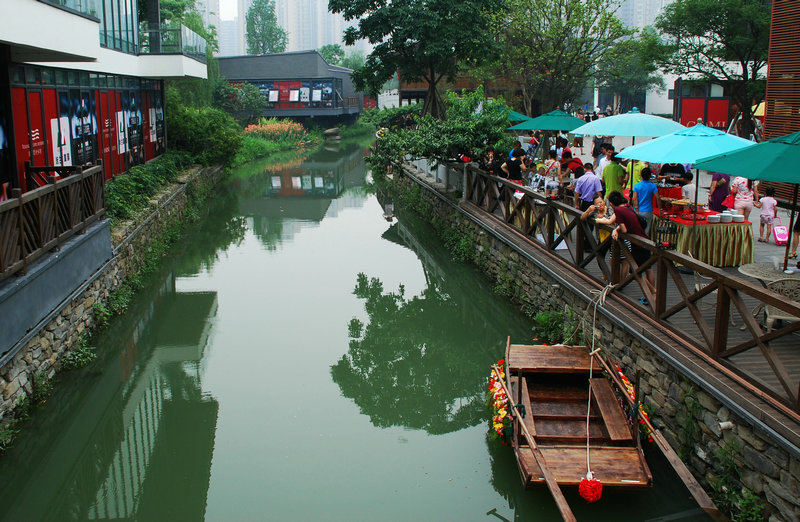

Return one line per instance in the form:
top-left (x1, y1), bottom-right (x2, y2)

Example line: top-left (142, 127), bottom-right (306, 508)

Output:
top-left (657, 163), bottom-right (688, 185)
top-left (606, 191), bottom-right (656, 305)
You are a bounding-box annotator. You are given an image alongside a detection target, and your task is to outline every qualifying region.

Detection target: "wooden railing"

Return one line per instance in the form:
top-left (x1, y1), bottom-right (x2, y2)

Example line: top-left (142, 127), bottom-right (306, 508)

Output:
top-left (463, 164), bottom-right (800, 413)
top-left (0, 163), bottom-right (105, 283)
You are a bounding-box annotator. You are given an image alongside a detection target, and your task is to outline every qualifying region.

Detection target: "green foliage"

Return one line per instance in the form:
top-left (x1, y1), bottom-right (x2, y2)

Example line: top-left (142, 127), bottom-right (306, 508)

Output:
top-left (655, 0), bottom-right (770, 138)
top-left (166, 90), bottom-right (242, 166)
top-left (678, 386), bottom-right (701, 458)
top-left (329, 0), bottom-right (503, 115)
top-left (246, 0), bottom-right (287, 54)
top-left (360, 103), bottom-right (421, 130)
top-left (709, 440), bottom-right (765, 521)
top-left (530, 307), bottom-right (580, 345)
top-left (0, 425), bottom-right (19, 453)
top-left (30, 371), bottom-right (53, 405)
top-left (376, 87), bottom-right (510, 165)
top-left (340, 50), bottom-right (366, 72)
top-left (232, 136), bottom-right (285, 167)
top-left (61, 336), bottom-right (97, 370)
top-left (105, 150), bottom-right (192, 222)
top-left (441, 225), bottom-right (474, 262)
top-left (213, 81), bottom-right (268, 122)
top-left (338, 121), bottom-right (377, 139)
top-left (318, 44), bottom-right (345, 65)
top-left (488, 0), bottom-right (630, 113)
top-left (93, 302), bottom-right (111, 329)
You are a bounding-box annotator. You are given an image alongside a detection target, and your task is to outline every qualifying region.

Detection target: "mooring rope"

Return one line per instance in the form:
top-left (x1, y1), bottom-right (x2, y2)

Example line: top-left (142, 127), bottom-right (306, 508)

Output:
top-left (582, 283), bottom-right (614, 480)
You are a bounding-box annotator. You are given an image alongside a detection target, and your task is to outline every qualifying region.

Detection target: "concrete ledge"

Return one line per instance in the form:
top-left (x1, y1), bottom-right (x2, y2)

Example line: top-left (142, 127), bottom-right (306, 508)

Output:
top-left (0, 221), bottom-right (111, 365)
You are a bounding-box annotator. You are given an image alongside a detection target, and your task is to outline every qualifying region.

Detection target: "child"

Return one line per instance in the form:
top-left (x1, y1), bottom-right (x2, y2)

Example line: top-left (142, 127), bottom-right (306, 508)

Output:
top-left (681, 171), bottom-right (696, 201)
top-left (543, 150), bottom-right (561, 198)
top-left (528, 165), bottom-right (546, 190)
top-left (757, 186), bottom-right (778, 243)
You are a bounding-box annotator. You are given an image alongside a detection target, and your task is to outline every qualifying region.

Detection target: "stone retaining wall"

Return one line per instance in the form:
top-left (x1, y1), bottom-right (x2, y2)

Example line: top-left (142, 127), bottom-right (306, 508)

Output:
top-left (0, 165), bottom-right (224, 418)
top-left (393, 167), bottom-right (800, 521)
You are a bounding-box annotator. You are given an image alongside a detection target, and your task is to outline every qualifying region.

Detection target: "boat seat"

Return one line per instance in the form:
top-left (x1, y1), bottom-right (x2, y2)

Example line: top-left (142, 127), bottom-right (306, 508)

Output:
top-left (590, 378), bottom-right (633, 442)
top-left (519, 377), bottom-right (537, 437)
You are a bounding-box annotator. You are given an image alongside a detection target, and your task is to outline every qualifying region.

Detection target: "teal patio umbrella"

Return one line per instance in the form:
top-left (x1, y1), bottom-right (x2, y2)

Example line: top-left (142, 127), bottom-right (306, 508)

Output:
top-left (571, 107), bottom-right (686, 138)
top-left (694, 130), bottom-right (800, 269)
top-left (507, 109), bottom-right (585, 132)
top-left (616, 124), bottom-right (755, 258)
top-left (507, 109), bottom-right (532, 122)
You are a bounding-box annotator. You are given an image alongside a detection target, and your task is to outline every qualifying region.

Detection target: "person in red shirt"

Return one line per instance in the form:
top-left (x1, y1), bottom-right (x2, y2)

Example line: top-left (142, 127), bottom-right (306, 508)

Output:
top-left (600, 190), bottom-right (656, 306)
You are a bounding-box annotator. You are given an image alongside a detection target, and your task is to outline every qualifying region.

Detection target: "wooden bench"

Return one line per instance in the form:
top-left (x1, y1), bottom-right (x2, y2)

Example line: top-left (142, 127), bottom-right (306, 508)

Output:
top-left (590, 378), bottom-right (633, 442)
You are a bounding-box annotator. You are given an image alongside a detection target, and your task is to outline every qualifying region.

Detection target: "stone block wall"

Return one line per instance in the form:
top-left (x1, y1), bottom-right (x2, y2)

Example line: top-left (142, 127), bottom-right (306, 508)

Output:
top-left (393, 168), bottom-right (800, 521)
top-left (0, 165), bottom-right (224, 419)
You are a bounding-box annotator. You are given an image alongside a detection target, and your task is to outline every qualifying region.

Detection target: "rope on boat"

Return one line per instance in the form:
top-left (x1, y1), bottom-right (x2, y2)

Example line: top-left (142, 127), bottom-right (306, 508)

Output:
top-left (583, 284), bottom-right (614, 481)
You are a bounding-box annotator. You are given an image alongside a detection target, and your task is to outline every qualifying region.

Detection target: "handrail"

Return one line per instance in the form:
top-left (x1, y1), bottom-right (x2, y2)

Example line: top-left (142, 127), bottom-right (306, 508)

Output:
top-left (138, 22), bottom-right (207, 63)
top-left (462, 164), bottom-right (800, 412)
top-left (0, 163), bottom-right (105, 283)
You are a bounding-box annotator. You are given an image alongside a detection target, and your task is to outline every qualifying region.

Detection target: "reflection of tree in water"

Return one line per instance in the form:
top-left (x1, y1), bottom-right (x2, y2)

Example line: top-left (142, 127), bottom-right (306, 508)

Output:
top-left (331, 273), bottom-right (505, 434)
top-left (175, 186), bottom-right (247, 276)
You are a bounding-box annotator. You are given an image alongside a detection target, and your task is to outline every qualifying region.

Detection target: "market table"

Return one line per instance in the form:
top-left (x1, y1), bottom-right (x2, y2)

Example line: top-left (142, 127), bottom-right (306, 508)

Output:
top-left (657, 185), bottom-right (682, 200)
top-left (651, 209), bottom-right (754, 267)
top-left (738, 262), bottom-right (800, 287)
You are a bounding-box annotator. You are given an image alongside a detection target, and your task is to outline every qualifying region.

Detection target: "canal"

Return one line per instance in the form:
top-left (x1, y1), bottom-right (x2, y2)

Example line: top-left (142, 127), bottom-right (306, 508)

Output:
top-left (0, 139), bottom-right (708, 521)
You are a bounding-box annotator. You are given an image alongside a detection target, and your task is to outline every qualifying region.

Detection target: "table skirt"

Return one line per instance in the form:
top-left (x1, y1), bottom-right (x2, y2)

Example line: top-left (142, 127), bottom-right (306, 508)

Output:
top-left (652, 215), bottom-right (754, 267)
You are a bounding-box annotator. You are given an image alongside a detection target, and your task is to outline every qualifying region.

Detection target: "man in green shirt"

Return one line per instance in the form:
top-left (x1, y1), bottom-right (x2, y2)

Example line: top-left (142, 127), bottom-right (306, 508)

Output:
top-left (602, 153), bottom-right (626, 196)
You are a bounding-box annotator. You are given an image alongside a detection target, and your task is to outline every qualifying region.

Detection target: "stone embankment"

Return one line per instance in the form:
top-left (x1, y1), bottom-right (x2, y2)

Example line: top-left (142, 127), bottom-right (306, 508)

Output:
top-left (392, 164), bottom-right (800, 522)
top-left (0, 165), bottom-right (224, 418)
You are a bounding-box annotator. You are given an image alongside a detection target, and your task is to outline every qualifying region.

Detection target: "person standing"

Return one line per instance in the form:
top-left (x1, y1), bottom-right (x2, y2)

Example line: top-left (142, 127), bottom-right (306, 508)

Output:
top-left (632, 168), bottom-right (660, 236)
top-left (501, 148), bottom-right (528, 183)
top-left (707, 171), bottom-right (731, 211)
top-left (757, 186), bottom-right (778, 243)
top-left (601, 153), bottom-right (625, 196)
top-left (574, 163), bottom-right (603, 211)
top-left (731, 175), bottom-right (756, 221)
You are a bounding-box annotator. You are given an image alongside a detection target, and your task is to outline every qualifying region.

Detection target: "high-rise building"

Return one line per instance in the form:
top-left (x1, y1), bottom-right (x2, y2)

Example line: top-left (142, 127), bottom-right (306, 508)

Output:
top-left (218, 19), bottom-right (241, 56)
top-left (616, 0), bottom-right (675, 30)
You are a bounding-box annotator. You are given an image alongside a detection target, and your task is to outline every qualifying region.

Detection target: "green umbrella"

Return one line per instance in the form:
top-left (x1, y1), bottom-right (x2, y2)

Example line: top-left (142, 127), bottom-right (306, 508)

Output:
top-left (506, 109), bottom-right (586, 131)
top-left (506, 109), bottom-right (532, 122)
top-left (694, 130), bottom-right (800, 269)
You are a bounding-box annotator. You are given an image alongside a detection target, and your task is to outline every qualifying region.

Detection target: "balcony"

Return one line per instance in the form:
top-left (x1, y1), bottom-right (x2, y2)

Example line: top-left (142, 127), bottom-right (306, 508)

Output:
top-left (139, 22), bottom-right (207, 64)
top-left (37, 0), bottom-right (100, 19)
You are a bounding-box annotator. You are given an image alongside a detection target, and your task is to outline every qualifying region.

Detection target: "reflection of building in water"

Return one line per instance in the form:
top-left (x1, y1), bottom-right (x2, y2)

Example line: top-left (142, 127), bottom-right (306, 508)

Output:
top-left (0, 273), bottom-right (219, 521)
top-left (238, 142), bottom-right (368, 247)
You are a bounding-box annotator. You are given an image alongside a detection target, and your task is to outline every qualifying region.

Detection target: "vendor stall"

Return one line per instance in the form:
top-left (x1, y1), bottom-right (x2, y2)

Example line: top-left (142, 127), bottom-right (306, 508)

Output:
top-left (651, 209), bottom-right (754, 267)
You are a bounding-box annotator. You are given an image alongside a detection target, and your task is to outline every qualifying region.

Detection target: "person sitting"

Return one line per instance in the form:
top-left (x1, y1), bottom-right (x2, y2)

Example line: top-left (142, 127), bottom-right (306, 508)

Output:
top-left (481, 146), bottom-right (502, 175)
top-left (599, 191), bottom-right (657, 305)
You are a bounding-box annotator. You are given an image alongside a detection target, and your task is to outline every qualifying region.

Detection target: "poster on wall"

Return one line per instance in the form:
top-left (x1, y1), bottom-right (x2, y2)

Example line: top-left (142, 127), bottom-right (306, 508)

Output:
top-left (312, 89), bottom-right (322, 102)
top-left (289, 90), bottom-right (299, 102)
top-left (50, 116), bottom-right (72, 166)
top-left (122, 91), bottom-right (144, 166)
top-left (65, 90), bottom-right (98, 166)
top-left (148, 108), bottom-right (157, 143)
top-left (269, 90), bottom-right (279, 102)
top-left (300, 87), bottom-right (310, 103)
top-left (116, 110), bottom-right (127, 154)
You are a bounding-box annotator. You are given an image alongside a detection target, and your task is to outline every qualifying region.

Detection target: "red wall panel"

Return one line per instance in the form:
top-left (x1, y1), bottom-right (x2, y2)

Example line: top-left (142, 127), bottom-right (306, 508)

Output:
top-left (11, 87), bottom-right (30, 191)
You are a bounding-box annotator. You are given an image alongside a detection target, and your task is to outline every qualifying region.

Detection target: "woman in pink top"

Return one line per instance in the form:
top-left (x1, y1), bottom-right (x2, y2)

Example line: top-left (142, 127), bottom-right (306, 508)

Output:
top-left (757, 186), bottom-right (778, 243)
top-left (731, 176), bottom-right (757, 221)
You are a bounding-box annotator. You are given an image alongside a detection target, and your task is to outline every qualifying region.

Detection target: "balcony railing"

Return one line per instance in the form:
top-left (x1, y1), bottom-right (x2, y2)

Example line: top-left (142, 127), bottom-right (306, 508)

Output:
top-left (0, 164), bottom-right (105, 283)
top-left (138, 22), bottom-right (207, 63)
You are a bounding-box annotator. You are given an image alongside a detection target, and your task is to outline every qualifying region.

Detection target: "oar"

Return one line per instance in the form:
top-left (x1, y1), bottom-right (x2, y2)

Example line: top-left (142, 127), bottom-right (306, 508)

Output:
top-left (590, 355), bottom-right (727, 522)
top-left (491, 365), bottom-right (577, 522)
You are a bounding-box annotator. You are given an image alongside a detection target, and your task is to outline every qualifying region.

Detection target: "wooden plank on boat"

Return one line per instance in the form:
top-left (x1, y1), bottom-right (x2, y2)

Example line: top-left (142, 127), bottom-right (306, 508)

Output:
top-left (518, 446), bottom-right (651, 487)
top-left (508, 344), bottom-right (591, 373)
top-left (590, 378), bottom-right (634, 442)
top-left (519, 377), bottom-right (537, 437)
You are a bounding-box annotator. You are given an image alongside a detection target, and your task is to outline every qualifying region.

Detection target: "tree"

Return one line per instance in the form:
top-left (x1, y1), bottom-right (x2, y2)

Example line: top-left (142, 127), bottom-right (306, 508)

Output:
top-left (213, 82), bottom-right (267, 122)
top-left (340, 50), bottom-right (365, 71)
top-left (595, 27), bottom-right (666, 112)
top-left (246, 0), bottom-right (288, 55)
top-left (655, 0), bottom-right (770, 139)
top-left (328, 0), bottom-right (502, 118)
top-left (318, 44), bottom-right (345, 65)
top-left (490, 0), bottom-right (630, 115)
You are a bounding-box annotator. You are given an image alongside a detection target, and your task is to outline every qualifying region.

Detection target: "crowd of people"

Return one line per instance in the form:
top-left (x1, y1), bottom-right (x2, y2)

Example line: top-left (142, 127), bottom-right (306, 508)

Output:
top-left (478, 130), bottom-right (800, 305)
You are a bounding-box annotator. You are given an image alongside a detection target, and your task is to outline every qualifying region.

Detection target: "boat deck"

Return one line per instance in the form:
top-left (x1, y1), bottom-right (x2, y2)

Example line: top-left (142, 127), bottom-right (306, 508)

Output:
top-left (508, 344), bottom-right (652, 489)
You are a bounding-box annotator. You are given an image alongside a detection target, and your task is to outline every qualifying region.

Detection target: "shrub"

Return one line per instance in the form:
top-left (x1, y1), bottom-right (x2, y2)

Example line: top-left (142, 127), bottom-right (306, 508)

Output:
top-left (243, 118), bottom-right (308, 144)
top-left (166, 88), bottom-right (242, 166)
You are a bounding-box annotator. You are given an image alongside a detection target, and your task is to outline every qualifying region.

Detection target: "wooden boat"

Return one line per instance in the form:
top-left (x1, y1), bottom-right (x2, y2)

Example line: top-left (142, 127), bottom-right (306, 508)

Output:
top-left (505, 342), bottom-right (652, 489)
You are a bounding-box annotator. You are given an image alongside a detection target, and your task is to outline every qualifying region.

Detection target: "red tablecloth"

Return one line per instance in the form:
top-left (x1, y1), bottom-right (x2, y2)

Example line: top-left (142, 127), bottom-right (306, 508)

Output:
top-left (657, 186), bottom-right (683, 199)
top-left (653, 208), bottom-right (751, 226)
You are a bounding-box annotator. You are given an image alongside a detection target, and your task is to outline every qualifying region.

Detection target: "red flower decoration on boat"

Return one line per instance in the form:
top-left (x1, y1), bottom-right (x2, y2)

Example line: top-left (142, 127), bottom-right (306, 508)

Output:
top-left (579, 477), bottom-right (602, 502)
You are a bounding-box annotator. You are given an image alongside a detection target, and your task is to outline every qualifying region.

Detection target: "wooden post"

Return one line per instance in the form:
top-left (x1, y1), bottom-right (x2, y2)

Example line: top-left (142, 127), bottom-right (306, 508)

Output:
top-left (711, 285), bottom-right (731, 359)
top-left (611, 240), bottom-right (620, 284)
top-left (655, 253), bottom-right (668, 318)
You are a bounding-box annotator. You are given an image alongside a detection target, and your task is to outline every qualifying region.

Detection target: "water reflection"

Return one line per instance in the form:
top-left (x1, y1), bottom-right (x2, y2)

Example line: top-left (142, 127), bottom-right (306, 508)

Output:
top-left (232, 141), bottom-right (371, 249)
top-left (0, 273), bottom-right (219, 521)
top-left (332, 213), bottom-right (531, 434)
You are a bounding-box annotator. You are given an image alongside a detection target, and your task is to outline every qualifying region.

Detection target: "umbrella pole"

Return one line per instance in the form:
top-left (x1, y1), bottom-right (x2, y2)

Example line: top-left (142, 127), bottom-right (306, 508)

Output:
top-left (692, 169), bottom-right (700, 257)
top-left (784, 184), bottom-right (798, 271)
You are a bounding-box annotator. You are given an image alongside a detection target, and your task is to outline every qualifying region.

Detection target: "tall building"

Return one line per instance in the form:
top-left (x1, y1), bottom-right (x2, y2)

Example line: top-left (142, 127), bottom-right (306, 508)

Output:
top-left (218, 18), bottom-right (241, 56)
top-left (616, 0), bottom-right (675, 30)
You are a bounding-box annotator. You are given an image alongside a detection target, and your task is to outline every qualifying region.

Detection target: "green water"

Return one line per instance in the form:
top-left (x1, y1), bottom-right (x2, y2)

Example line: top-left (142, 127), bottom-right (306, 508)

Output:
top-left (0, 139), bottom-right (709, 521)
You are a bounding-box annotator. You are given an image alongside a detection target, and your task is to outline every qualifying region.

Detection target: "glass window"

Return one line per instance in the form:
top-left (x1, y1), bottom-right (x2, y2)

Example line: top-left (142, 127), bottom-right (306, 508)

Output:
top-left (68, 70), bottom-right (79, 85)
top-left (55, 69), bottom-right (67, 85)
top-left (41, 69), bottom-right (54, 85)
top-left (10, 65), bottom-right (24, 84)
top-left (25, 66), bottom-right (40, 84)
